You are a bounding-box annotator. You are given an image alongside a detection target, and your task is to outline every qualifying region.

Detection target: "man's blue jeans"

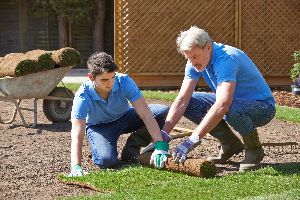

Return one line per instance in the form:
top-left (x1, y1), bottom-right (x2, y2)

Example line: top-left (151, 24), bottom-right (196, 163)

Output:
top-left (86, 104), bottom-right (169, 168)
top-left (183, 92), bottom-right (275, 135)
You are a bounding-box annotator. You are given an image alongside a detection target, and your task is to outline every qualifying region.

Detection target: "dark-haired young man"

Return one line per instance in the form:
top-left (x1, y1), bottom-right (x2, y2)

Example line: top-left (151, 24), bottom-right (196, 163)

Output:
top-left (69, 52), bottom-right (169, 176)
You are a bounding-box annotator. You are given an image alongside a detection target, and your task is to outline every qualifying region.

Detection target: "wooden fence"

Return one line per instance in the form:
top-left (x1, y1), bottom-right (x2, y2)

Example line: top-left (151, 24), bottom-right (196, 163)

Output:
top-left (114, 0), bottom-right (300, 88)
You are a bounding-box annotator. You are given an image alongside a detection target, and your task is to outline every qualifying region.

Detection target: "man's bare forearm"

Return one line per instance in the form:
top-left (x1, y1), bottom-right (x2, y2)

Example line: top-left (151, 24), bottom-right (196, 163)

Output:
top-left (70, 119), bottom-right (86, 167)
top-left (163, 98), bottom-right (188, 133)
top-left (193, 103), bottom-right (228, 138)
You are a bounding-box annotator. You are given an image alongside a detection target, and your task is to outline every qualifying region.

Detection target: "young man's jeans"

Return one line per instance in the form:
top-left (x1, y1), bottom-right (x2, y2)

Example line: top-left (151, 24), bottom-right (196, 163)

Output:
top-left (86, 104), bottom-right (169, 168)
top-left (183, 92), bottom-right (276, 135)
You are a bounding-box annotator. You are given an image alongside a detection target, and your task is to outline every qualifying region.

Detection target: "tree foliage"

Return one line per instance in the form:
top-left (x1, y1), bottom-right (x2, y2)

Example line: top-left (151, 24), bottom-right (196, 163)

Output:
top-left (30, 0), bottom-right (97, 23)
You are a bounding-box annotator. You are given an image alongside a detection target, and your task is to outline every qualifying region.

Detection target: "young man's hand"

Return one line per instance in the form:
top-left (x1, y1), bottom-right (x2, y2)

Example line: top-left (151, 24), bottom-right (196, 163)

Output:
top-left (68, 164), bottom-right (88, 177)
top-left (141, 130), bottom-right (172, 154)
top-left (150, 141), bottom-right (169, 169)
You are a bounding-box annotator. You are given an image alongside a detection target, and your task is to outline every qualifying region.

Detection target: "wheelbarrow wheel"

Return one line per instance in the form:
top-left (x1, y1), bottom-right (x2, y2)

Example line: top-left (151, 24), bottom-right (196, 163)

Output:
top-left (43, 87), bottom-right (74, 123)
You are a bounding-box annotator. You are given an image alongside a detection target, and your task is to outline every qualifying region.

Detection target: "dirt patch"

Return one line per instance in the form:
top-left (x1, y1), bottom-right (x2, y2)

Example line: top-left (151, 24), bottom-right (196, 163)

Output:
top-left (0, 91), bottom-right (299, 199)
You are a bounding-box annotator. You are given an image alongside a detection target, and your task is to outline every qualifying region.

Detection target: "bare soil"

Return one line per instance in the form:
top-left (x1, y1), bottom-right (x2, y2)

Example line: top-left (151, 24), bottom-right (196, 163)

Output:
top-left (0, 90), bottom-right (299, 200)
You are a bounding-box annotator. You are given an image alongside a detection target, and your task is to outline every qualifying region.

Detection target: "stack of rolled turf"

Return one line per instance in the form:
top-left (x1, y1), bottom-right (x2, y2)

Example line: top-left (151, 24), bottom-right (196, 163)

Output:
top-left (0, 47), bottom-right (81, 78)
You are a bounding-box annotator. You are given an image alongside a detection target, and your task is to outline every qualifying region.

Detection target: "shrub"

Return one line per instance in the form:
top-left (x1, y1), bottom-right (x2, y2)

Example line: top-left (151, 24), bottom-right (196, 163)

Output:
top-left (290, 50), bottom-right (300, 82)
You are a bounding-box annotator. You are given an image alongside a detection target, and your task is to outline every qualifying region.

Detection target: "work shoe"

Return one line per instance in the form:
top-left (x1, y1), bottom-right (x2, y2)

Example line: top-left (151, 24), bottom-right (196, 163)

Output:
top-left (239, 130), bottom-right (264, 171)
top-left (207, 120), bottom-right (244, 164)
top-left (121, 126), bottom-right (152, 164)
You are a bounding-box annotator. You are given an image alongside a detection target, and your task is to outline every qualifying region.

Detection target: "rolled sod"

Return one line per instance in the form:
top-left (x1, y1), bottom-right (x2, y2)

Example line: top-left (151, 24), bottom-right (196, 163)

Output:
top-left (0, 50), bottom-right (55, 77)
top-left (14, 59), bottom-right (39, 76)
top-left (0, 47), bottom-right (81, 77)
top-left (4, 53), bottom-right (24, 60)
top-left (0, 54), bottom-right (37, 77)
top-left (25, 50), bottom-right (55, 72)
top-left (51, 47), bottom-right (81, 67)
top-left (138, 152), bottom-right (217, 178)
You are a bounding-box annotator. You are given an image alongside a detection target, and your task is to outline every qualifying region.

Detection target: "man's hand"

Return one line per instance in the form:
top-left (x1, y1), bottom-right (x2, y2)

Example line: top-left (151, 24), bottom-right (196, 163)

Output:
top-left (68, 164), bottom-right (88, 177)
top-left (172, 135), bottom-right (201, 164)
top-left (141, 130), bottom-right (172, 154)
top-left (150, 141), bottom-right (169, 169)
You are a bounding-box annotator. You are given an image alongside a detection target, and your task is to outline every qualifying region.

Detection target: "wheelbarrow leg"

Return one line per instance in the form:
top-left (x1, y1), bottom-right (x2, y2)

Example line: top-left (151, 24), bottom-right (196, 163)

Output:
top-left (0, 100), bottom-right (18, 124)
top-left (12, 99), bottom-right (30, 127)
top-left (11, 99), bottom-right (38, 128)
top-left (33, 98), bottom-right (38, 127)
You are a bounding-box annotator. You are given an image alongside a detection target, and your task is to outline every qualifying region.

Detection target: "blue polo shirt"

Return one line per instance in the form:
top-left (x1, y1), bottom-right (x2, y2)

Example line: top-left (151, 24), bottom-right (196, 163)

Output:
top-left (185, 42), bottom-right (275, 106)
top-left (71, 73), bottom-right (142, 125)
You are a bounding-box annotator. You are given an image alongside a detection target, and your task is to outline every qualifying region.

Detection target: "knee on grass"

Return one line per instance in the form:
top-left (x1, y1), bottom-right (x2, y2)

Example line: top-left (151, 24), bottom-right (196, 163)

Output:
top-left (94, 156), bottom-right (119, 169)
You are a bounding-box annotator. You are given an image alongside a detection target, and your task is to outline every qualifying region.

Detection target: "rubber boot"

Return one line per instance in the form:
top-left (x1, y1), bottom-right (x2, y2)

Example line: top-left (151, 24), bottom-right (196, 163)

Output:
top-left (121, 126), bottom-right (152, 164)
top-left (239, 130), bottom-right (264, 171)
top-left (207, 120), bottom-right (244, 164)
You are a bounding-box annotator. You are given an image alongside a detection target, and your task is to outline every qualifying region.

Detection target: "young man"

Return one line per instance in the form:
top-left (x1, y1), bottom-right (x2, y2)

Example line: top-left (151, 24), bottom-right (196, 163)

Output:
top-left (69, 52), bottom-right (169, 176)
top-left (162, 26), bottom-right (275, 171)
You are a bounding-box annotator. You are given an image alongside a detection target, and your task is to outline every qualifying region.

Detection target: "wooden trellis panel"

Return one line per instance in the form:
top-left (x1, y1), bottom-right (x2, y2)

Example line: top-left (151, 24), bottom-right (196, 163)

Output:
top-left (115, 0), bottom-right (236, 75)
top-left (241, 0), bottom-right (300, 76)
top-left (115, 0), bottom-right (300, 87)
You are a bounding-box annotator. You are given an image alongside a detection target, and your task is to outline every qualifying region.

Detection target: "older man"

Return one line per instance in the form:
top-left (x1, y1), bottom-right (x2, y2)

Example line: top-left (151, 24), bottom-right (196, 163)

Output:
top-left (162, 26), bottom-right (275, 171)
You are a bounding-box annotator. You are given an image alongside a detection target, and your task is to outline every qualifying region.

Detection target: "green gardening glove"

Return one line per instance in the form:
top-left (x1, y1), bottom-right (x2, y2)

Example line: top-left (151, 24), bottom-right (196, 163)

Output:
top-left (68, 164), bottom-right (88, 177)
top-left (150, 141), bottom-right (169, 169)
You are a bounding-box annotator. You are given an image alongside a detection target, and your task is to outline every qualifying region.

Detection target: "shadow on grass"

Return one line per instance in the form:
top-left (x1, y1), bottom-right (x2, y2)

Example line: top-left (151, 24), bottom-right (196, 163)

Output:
top-left (210, 161), bottom-right (300, 178)
top-left (264, 162), bottom-right (300, 175)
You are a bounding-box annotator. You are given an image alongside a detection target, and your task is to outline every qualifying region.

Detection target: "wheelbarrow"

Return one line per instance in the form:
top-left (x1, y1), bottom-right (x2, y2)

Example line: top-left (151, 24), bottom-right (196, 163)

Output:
top-left (0, 66), bottom-right (75, 127)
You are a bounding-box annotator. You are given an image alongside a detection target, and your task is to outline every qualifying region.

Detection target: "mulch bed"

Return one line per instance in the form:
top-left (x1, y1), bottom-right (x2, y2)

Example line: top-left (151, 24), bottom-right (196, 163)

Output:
top-left (272, 90), bottom-right (300, 108)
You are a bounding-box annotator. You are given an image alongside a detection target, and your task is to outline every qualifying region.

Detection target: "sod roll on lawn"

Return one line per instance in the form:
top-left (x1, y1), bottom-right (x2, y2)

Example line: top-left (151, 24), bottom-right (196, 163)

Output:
top-left (138, 152), bottom-right (217, 178)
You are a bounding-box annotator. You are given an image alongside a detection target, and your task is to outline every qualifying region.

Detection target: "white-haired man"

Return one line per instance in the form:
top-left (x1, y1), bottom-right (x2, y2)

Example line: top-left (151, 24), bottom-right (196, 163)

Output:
top-left (162, 26), bottom-right (275, 171)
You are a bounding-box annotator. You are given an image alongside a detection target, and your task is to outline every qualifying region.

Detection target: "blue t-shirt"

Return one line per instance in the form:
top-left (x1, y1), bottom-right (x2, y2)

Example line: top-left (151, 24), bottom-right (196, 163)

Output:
top-left (71, 73), bottom-right (142, 125)
top-left (185, 42), bottom-right (275, 106)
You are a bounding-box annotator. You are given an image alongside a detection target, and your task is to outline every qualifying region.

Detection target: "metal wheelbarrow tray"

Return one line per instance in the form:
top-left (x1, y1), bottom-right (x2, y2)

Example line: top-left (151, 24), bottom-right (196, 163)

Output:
top-left (0, 66), bottom-right (75, 127)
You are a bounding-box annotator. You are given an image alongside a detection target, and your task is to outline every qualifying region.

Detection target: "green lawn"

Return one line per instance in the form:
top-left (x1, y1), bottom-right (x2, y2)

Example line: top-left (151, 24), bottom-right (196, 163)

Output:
top-left (274, 105), bottom-right (300, 123)
top-left (60, 164), bottom-right (300, 200)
